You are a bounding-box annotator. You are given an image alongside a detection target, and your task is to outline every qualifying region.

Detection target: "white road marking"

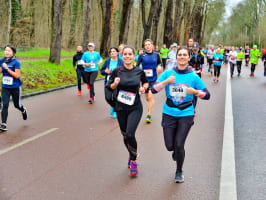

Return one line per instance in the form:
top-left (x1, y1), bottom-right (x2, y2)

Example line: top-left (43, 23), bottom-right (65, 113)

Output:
top-left (0, 128), bottom-right (58, 156)
top-left (219, 67), bottom-right (237, 200)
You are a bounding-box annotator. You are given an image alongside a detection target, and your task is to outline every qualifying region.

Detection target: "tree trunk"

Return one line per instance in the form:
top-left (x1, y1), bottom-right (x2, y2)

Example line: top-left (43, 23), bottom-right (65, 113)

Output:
top-left (68, 0), bottom-right (79, 48)
top-left (7, 0), bottom-right (12, 44)
top-left (82, 0), bottom-right (91, 49)
top-left (49, 0), bottom-right (63, 64)
top-left (119, 0), bottom-right (134, 44)
top-left (183, 0), bottom-right (192, 45)
top-left (163, 0), bottom-right (174, 47)
top-left (100, 0), bottom-right (113, 57)
top-left (151, 0), bottom-right (163, 45)
top-left (29, 0), bottom-right (35, 46)
top-left (141, 0), bottom-right (158, 44)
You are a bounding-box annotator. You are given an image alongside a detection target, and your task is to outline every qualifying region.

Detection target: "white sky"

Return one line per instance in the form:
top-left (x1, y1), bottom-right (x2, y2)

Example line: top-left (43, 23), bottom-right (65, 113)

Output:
top-left (224, 0), bottom-right (244, 19)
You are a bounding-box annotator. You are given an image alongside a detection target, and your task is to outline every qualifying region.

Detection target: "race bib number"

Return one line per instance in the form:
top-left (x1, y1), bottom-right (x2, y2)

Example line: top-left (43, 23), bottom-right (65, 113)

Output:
top-left (169, 84), bottom-right (187, 97)
top-left (144, 69), bottom-right (153, 77)
top-left (117, 90), bottom-right (136, 105)
top-left (77, 60), bottom-right (85, 65)
top-left (3, 76), bottom-right (13, 85)
top-left (88, 62), bottom-right (95, 68)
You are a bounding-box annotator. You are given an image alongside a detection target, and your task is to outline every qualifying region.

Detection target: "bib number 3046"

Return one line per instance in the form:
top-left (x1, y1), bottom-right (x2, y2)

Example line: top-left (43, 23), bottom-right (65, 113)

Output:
top-left (169, 84), bottom-right (187, 97)
top-left (117, 90), bottom-right (136, 105)
top-left (3, 76), bottom-right (13, 85)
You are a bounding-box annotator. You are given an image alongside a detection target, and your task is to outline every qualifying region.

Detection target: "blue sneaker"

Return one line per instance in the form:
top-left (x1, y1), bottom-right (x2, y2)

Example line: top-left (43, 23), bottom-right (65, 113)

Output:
top-left (113, 112), bottom-right (117, 119)
top-left (110, 107), bottom-right (114, 115)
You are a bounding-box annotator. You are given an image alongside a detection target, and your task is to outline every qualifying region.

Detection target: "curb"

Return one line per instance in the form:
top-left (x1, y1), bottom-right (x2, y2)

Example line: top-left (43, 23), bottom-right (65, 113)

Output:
top-left (21, 77), bottom-right (105, 99)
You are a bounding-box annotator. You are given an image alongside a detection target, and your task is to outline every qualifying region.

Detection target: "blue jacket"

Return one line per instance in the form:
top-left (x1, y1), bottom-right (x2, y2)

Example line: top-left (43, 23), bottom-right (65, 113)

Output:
top-left (101, 58), bottom-right (124, 85)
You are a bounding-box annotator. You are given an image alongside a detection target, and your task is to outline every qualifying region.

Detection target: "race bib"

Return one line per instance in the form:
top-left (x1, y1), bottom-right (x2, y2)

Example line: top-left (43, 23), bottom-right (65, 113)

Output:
top-left (77, 60), bottom-right (85, 65)
top-left (230, 57), bottom-right (235, 61)
top-left (3, 76), bottom-right (13, 85)
top-left (107, 75), bottom-right (110, 81)
top-left (169, 84), bottom-right (187, 97)
top-left (88, 62), bottom-right (96, 68)
top-left (162, 55), bottom-right (167, 58)
top-left (117, 90), bottom-right (136, 105)
top-left (215, 58), bottom-right (219, 61)
top-left (144, 69), bottom-right (153, 77)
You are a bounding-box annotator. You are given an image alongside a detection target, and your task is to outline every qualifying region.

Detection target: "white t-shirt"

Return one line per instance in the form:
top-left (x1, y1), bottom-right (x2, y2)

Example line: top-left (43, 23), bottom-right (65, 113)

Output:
top-left (229, 51), bottom-right (237, 64)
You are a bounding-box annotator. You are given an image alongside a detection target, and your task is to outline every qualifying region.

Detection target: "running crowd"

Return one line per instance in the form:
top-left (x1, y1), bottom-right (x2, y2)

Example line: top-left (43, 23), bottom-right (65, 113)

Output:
top-left (1, 39), bottom-right (265, 184)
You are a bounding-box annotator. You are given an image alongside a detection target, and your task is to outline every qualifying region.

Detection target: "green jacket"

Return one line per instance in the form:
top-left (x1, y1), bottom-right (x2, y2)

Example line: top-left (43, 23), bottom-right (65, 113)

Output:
top-left (250, 49), bottom-right (261, 64)
top-left (160, 48), bottom-right (169, 59)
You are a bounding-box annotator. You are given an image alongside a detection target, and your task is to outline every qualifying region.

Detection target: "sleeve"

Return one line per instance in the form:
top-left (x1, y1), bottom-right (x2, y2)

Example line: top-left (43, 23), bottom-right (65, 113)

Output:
top-left (15, 60), bottom-right (21, 69)
top-left (100, 59), bottom-right (108, 75)
top-left (136, 54), bottom-right (142, 67)
top-left (157, 54), bottom-right (162, 65)
top-left (200, 55), bottom-right (204, 64)
top-left (189, 57), bottom-right (194, 66)
top-left (106, 67), bottom-right (118, 90)
top-left (194, 75), bottom-right (206, 91)
top-left (156, 70), bottom-right (168, 82)
top-left (81, 54), bottom-right (86, 62)
top-left (73, 55), bottom-right (76, 67)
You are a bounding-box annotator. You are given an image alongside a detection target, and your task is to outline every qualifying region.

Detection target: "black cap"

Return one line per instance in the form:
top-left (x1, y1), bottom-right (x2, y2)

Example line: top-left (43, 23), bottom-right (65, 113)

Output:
top-left (192, 42), bottom-right (200, 49)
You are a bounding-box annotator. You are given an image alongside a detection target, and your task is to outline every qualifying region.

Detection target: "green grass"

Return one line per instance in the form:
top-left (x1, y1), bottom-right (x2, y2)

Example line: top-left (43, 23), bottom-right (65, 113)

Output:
top-left (19, 59), bottom-right (104, 94)
top-left (0, 47), bottom-right (76, 57)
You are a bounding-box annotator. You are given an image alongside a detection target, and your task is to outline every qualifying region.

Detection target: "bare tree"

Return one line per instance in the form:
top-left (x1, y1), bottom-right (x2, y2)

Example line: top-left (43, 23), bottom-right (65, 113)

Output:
top-left (82, 0), bottom-right (91, 49)
top-left (119, 0), bottom-right (134, 44)
top-left (151, 0), bottom-right (163, 45)
top-left (163, 0), bottom-right (174, 46)
top-left (49, 0), bottom-right (63, 64)
top-left (100, 0), bottom-right (113, 57)
top-left (7, 0), bottom-right (12, 43)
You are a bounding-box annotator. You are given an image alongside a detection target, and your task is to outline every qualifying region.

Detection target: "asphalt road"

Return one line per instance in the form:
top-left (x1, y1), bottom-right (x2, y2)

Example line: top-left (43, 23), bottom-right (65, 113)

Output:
top-left (0, 61), bottom-right (265, 200)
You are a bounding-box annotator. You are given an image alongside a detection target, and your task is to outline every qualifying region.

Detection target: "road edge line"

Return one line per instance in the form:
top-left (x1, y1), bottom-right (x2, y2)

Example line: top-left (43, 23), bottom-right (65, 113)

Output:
top-left (0, 128), bottom-right (58, 156)
top-left (219, 66), bottom-right (237, 200)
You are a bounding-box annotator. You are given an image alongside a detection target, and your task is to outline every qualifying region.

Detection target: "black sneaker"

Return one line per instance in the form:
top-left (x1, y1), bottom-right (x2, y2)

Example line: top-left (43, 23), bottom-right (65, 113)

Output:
top-left (0, 124), bottom-right (8, 132)
top-left (22, 108), bottom-right (27, 120)
top-left (175, 171), bottom-right (184, 183)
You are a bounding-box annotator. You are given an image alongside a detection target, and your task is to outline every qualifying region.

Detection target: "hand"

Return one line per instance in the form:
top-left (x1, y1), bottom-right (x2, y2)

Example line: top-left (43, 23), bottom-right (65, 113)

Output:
top-left (168, 59), bottom-right (172, 62)
top-left (167, 72), bottom-right (176, 84)
top-left (201, 71), bottom-right (204, 76)
top-left (105, 68), bottom-right (111, 74)
top-left (139, 87), bottom-right (146, 94)
top-left (3, 63), bottom-right (8, 70)
top-left (187, 86), bottom-right (197, 95)
top-left (74, 66), bottom-right (77, 70)
top-left (114, 77), bottom-right (120, 85)
top-left (157, 66), bottom-right (163, 74)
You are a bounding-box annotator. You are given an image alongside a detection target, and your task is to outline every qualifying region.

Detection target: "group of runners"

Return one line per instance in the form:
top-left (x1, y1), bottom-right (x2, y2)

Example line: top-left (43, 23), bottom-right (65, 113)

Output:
top-left (0, 38), bottom-right (265, 184)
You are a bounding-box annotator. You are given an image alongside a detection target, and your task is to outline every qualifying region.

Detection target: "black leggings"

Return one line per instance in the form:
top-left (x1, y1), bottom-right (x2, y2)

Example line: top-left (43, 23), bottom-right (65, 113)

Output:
top-left (230, 62), bottom-right (236, 75)
top-left (251, 63), bottom-right (257, 73)
top-left (214, 65), bottom-right (221, 77)
top-left (84, 71), bottom-right (98, 98)
top-left (264, 62), bottom-right (266, 76)
top-left (162, 114), bottom-right (194, 172)
top-left (162, 58), bottom-right (167, 70)
top-left (76, 67), bottom-right (86, 91)
top-left (236, 61), bottom-right (242, 74)
top-left (116, 105), bottom-right (143, 161)
top-left (1, 87), bottom-right (25, 124)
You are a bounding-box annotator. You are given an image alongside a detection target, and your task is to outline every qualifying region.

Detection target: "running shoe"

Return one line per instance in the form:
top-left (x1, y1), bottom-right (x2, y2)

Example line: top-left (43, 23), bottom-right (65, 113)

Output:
top-left (22, 108), bottom-right (28, 120)
top-left (113, 112), bottom-right (117, 119)
top-left (87, 84), bottom-right (90, 90)
top-left (110, 107), bottom-right (114, 115)
top-left (145, 114), bottom-right (151, 123)
top-left (174, 171), bottom-right (184, 183)
top-left (0, 124), bottom-right (8, 132)
top-left (130, 161), bottom-right (138, 176)
top-left (88, 97), bottom-right (93, 104)
top-left (78, 90), bottom-right (82, 96)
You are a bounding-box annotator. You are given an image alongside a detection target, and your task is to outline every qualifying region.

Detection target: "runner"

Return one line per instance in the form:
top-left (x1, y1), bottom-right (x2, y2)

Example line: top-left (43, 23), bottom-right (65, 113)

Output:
top-left (212, 48), bottom-right (223, 82)
top-left (244, 46), bottom-right (250, 66)
top-left (224, 46), bottom-right (230, 67)
top-left (0, 44), bottom-right (27, 132)
top-left (136, 39), bottom-right (163, 123)
top-left (135, 48), bottom-right (144, 64)
top-left (81, 43), bottom-right (103, 104)
top-left (160, 44), bottom-right (169, 70)
top-left (118, 44), bottom-right (124, 60)
top-left (187, 38), bottom-right (194, 57)
top-left (73, 46), bottom-right (87, 96)
top-left (250, 45), bottom-right (261, 77)
top-left (101, 47), bottom-right (124, 119)
top-left (207, 46), bottom-right (215, 75)
top-left (228, 47), bottom-right (237, 78)
top-left (236, 48), bottom-right (245, 77)
top-left (154, 45), bottom-right (160, 54)
top-left (262, 50), bottom-right (266, 79)
top-left (107, 45), bottom-right (148, 177)
top-left (151, 46), bottom-right (210, 183)
top-left (167, 43), bottom-right (178, 70)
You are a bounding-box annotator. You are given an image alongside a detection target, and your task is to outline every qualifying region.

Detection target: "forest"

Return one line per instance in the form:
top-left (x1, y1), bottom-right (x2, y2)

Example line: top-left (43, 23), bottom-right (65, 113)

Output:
top-left (0, 0), bottom-right (265, 59)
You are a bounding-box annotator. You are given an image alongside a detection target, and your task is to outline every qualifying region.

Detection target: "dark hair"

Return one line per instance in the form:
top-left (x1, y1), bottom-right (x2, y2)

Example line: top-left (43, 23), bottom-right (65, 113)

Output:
top-left (144, 39), bottom-right (153, 44)
top-left (176, 46), bottom-right (190, 59)
top-left (5, 44), bottom-right (16, 54)
top-left (122, 45), bottom-right (136, 55)
top-left (109, 47), bottom-right (119, 53)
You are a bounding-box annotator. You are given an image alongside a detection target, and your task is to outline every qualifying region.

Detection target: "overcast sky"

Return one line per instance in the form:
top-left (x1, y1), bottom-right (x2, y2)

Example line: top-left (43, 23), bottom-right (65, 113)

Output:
top-left (224, 0), bottom-right (244, 19)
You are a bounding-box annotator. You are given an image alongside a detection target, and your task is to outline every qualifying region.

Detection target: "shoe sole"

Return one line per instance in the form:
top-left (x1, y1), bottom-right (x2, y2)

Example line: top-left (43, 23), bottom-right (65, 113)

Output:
top-left (88, 100), bottom-right (93, 104)
top-left (175, 179), bottom-right (184, 183)
top-left (0, 128), bottom-right (8, 132)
